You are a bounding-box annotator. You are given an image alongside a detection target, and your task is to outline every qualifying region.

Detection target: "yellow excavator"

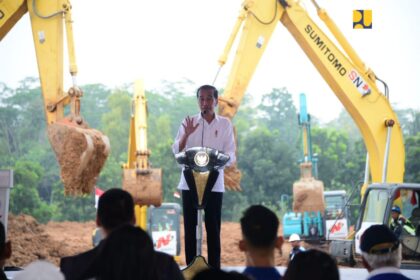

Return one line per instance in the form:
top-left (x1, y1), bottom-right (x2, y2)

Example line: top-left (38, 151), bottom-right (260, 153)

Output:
top-left (0, 0), bottom-right (110, 195)
top-left (122, 80), bottom-right (162, 229)
top-left (215, 0), bottom-right (420, 265)
top-left (216, 0), bottom-right (404, 194)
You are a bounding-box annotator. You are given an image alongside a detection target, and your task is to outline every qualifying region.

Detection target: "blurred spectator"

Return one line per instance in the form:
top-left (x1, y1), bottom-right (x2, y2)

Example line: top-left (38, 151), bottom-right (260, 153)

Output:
top-left (239, 205), bottom-right (283, 280)
top-left (193, 268), bottom-right (250, 280)
top-left (288, 234), bottom-right (305, 261)
top-left (92, 224), bottom-right (158, 280)
top-left (360, 224), bottom-right (413, 280)
top-left (389, 206), bottom-right (415, 238)
top-left (14, 260), bottom-right (64, 280)
top-left (60, 188), bottom-right (183, 280)
top-left (0, 221), bottom-right (11, 280)
top-left (60, 188), bottom-right (135, 280)
top-left (282, 249), bottom-right (339, 280)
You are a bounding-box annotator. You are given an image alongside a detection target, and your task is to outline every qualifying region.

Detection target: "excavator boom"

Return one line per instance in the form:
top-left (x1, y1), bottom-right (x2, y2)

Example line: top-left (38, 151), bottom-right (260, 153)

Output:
top-left (217, 0), bottom-right (404, 194)
top-left (1, 0), bottom-right (110, 195)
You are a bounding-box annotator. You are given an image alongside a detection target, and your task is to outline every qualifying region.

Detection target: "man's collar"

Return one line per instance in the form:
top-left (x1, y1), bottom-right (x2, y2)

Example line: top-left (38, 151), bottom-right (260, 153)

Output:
top-left (368, 266), bottom-right (402, 279)
top-left (197, 112), bottom-right (219, 123)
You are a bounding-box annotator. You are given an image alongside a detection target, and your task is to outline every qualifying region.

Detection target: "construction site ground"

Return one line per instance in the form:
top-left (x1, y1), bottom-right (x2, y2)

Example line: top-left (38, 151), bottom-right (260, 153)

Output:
top-left (8, 214), bottom-right (420, 280)
top-left (7, 214), bottom-right (301, 268)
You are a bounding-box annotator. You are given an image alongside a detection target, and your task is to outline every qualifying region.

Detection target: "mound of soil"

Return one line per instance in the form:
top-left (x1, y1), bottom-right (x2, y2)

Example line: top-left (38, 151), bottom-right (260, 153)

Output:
top-left (7, 214), bottom-right (94, 267)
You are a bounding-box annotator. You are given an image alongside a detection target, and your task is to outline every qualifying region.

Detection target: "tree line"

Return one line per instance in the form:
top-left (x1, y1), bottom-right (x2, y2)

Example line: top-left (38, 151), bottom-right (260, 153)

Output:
top-left (0, 78), bottom-right (419, 223)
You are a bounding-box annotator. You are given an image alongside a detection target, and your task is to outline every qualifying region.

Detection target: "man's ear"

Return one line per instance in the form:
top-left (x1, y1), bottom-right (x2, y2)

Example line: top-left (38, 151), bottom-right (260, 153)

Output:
top-left (96, 215), bottom-right (101, 228)
top-left (239, 240), bottom-right (247, 252)
top-left (275, 236), bottom-right (284, 249)
top-left (275, 236), bottom-right (284, 256)
top-left (4, 241), bottom-right (11, 259)
top-left (361, 256), bottom-right (372, 272)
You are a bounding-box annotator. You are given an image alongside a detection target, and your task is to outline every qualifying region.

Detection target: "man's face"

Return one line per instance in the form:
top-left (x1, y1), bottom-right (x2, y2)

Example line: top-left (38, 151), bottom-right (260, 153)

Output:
top-left (198, 88), bottom-right (217, 116)
top-left (291, 240), bottom-right (300, 248)
top-left (391, 211), bottom-right (399, 220)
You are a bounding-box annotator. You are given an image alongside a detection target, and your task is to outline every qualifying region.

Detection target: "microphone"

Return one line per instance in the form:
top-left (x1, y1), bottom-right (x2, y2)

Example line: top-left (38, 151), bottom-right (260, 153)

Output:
top-left (203, 110), bottom-right (208, 115)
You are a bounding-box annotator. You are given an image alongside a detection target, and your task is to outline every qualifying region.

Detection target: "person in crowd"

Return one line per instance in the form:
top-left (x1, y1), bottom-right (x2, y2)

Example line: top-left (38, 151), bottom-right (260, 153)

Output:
top-left (0, 221), bottom-right (11, 280)
top-left (239, 205), bottom-right (283, 280)
top-left (389, 205), bottom-right (415, 238)
top-left (60, 188), bottom-right (183, 280)
top-left (282, 249), bottom-right (339, 280)
top-left (172, 84), bottom-right (236, 268)
top-left (360, 224), bottom-right (413, 280)
top-left (92, 224), bottom-right (158, 280)
top-left (288, 233), bottom-right (305, 261)
top-left (193, 268), bottom-right (251, 280)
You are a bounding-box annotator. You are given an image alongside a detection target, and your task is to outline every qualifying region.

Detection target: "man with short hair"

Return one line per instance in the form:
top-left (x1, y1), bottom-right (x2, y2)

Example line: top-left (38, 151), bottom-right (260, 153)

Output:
top-left (60, 188), bottom-right (135, 280)
top-left (0, 221), bottom-right (12, 280)
top-left (360, 224), bottom-right (413, 280)
top-left (60, 188), bottom-right (183, 280)
top-left (239, 205), bottom-right (283, 280)
top-left (172, 85), bottom-right (236, 268)
top-left (288, 233), bottom-right (305, 261)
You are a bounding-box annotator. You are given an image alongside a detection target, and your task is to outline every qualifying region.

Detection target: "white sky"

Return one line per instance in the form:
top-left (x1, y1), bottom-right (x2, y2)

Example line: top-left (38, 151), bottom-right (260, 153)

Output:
top-left (1, 0), bottom-right (419, 122)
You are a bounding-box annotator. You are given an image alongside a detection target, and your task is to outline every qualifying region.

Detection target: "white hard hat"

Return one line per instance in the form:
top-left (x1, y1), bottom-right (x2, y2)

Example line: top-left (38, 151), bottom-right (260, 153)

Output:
top-left (289, 233), bottom-right (301, 242)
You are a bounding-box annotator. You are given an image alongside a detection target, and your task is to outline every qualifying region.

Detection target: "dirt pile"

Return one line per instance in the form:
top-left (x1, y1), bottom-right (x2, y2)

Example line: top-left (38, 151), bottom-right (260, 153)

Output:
top-left (7, 214), bottom-right (95, 267)
top-left (7, 214), bottom-right (291, 268)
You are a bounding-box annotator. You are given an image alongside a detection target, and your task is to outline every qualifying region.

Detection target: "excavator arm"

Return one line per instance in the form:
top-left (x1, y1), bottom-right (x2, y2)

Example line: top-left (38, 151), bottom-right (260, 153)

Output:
top-left (217, 0), bottom-right (404, 195)
top-left (1, 0), bottom-right (110, 195)
top-left (122, 80), bottom-right (162, 217)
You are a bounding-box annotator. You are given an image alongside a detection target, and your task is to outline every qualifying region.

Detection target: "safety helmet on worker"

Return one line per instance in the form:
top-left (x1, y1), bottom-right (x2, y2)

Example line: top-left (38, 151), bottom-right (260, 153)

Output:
top-left (391, 205), bottom-right (401, 214)
top-left (289, 233), bottom-right (301, 242)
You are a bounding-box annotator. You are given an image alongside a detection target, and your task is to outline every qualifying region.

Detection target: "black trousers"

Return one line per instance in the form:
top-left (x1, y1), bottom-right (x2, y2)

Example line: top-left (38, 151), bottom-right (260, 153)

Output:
top-left (182, 190), bottom-right (223, 268)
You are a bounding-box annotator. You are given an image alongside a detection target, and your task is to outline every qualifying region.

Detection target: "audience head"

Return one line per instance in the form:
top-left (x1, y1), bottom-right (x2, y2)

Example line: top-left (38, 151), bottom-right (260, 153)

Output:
top-left (0, 221), bottom-right (11, 268)
top-left (240, 205), bottom-right (280, 250)
top-left (96, 188), bottom-right (135, 234)
top-left (283, 249), bottom-right (339, 280)
top-left (94, 224), bottom-right (158, 280)
top-left (360, 224), bottom-right (401, 271)
top-left (391, 205), bottom-right (401, 220)
top-left (193, 268), bottom-right (250, 280)
top-left (288, 233), bottom-right (301, 249)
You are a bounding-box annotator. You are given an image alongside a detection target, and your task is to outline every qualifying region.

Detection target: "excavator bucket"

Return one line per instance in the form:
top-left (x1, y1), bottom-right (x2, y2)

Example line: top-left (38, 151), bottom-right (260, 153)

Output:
top-left (224, 164), bottom-right (242, 191)
top-left (292, 162), bottom-right (325, 213)
top-left (122, 168), bottom-right (162, 207)
top-left (47, 122), bottom-right (110, 195)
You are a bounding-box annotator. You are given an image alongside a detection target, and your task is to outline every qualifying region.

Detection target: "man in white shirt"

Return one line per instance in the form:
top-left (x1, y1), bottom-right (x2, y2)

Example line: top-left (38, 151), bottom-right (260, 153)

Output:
top-left (172, 85), bottom-right (236, 268)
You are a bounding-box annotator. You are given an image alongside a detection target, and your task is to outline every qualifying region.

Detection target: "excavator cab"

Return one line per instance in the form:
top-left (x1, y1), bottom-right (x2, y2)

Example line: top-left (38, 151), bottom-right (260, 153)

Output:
top-left (333, 184), bottom-right (420, 268)
top-left (1, 0), bottom-right (110, 195)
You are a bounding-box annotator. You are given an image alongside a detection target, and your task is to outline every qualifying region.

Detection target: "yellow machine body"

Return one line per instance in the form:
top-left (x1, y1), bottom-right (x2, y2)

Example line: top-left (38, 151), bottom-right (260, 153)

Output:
top-left (122, 80), bottom-right (163, 229)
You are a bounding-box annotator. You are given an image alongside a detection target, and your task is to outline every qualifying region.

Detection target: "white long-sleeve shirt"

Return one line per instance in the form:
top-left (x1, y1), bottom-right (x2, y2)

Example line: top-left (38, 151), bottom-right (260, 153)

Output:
top-left (172, 113), bottom-right (236, 192)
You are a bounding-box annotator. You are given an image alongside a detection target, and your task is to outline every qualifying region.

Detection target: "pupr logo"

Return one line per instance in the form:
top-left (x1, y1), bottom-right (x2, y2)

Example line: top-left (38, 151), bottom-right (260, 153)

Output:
top-left (353, 10), bottom-right (372, 29)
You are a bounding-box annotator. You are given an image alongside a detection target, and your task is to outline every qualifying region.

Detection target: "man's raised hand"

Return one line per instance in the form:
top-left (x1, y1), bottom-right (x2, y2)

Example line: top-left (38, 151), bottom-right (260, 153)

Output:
top-left (182, 116), bottom-right (199, 137)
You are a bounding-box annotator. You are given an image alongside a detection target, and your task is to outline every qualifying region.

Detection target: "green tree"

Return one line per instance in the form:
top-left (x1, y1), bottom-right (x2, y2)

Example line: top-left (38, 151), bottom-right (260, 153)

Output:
top-left (9, 160), bottom-right (55, 223)
top-left (257, 88), bottom-right (299, 144)
top-left (405, 132), bottom-right (420, 183)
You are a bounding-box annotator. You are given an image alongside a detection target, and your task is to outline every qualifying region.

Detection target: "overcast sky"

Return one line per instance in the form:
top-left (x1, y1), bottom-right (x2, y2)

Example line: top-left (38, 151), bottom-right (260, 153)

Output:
top-left (1, 0), bottom-right (419, 122)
